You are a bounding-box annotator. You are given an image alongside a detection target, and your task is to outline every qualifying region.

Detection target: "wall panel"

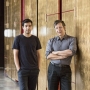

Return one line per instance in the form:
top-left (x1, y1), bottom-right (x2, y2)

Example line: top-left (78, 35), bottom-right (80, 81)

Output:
top-left (25, 0), bottom-right (37, 36)
top-left (4, 0), bottom-right (21, 81)
top-left (38, 0), bottom-right (47, 89)
top-left (75, 0), bottom-right (90, 90)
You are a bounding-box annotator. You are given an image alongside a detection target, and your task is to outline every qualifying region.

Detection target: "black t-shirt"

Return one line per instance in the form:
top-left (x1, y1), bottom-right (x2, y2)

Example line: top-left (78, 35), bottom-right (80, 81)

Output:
top-left (12, 34), bottom-right (42, 70)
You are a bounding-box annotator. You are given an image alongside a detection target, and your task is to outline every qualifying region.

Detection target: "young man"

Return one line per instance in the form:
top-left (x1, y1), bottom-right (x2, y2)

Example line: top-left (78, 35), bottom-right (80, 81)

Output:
top-left (12, 19), bottom-right (42, 90)
top-left (45, 20), bottom-right (77, 90)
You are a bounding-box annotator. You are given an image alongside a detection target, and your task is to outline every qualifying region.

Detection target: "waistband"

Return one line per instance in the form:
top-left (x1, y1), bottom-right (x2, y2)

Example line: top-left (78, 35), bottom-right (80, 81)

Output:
top-left (50, 62), bottom-right (70, 67)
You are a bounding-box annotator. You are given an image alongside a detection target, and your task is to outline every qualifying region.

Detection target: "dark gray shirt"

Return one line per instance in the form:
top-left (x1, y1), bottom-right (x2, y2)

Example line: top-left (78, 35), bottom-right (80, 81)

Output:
top-left (45, 35), bottom-right (77, 65)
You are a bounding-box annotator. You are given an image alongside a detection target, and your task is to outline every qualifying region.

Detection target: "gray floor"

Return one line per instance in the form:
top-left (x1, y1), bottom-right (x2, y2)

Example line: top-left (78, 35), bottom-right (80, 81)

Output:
top-left (0, 69), bottom-right (19, 90)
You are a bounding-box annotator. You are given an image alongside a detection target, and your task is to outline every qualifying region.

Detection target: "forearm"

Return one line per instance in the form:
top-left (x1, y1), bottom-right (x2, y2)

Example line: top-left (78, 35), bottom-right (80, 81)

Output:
top-left (13, 49), bottom-right (20, 71)
top-left (47, 53), bottom-right (67, 60)
top-left (14, 56), bottom-right (20, 71)
top-left (52, 49), bottom-right (72, 57)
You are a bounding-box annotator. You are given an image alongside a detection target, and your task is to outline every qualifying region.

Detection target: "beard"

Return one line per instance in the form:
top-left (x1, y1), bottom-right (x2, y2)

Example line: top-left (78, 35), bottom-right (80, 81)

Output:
top-left (26, 31), bottom-right (30, 34)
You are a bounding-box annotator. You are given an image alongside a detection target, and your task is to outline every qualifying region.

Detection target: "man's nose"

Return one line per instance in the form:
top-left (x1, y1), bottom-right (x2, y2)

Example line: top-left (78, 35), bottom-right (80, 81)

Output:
top-left (27, 26), bottom-right (30, 29)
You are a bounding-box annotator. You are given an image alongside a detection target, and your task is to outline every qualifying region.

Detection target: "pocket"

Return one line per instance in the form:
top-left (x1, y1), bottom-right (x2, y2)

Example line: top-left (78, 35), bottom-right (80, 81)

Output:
top-left (48, 63), bottom-right (53, 73)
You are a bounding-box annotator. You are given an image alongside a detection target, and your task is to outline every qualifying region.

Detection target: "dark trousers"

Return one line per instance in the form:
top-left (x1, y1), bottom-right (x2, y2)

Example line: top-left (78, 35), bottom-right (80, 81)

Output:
top-left (48, 63), bottom-right (71, 90)
top-left (18, 69), bottom-right (39, 90)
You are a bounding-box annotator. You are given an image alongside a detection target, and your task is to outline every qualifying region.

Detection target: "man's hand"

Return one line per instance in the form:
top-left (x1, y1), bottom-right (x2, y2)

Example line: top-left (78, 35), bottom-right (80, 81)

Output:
top-left (52, 51), bottom-right (59, 55)
top-left (17, 68), bottom-right (20, 71)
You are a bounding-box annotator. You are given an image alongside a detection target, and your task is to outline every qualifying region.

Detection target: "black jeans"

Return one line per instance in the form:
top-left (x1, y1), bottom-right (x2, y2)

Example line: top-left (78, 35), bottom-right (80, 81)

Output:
top-left (18, 69), bottom-right (39, 90)
top-left (48, 63), bottom-right (71, 90)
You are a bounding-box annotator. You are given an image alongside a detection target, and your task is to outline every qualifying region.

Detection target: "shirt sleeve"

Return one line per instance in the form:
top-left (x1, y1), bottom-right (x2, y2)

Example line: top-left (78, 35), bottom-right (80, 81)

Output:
top-left (36, 37), bottom-right (42, 50)
top-left (45, 39), bottom-right (53, 58)
top-left (12, 36), bottom-right (20, 50)
top-left (69, 37), bottom-right (77, 55)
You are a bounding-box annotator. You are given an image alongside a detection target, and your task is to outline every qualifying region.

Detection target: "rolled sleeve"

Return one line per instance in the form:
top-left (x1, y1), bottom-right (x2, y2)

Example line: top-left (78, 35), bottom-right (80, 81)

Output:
top-left (69, 37), bottom-right (77, 55)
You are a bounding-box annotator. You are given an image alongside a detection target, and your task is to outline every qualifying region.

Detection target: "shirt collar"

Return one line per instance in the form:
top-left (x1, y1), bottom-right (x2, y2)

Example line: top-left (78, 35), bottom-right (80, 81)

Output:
top-left (56, 34), bottom-right (68, 40)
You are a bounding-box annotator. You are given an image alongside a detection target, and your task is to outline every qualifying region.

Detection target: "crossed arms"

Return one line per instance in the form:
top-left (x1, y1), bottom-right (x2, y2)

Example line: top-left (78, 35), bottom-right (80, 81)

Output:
top-left (47, 49), bottom-right (72, 60)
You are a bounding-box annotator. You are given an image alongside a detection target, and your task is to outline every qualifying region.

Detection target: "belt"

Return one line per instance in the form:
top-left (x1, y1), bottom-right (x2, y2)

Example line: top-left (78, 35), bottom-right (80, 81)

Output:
top-left (51, 62), bottom-right (69, 67)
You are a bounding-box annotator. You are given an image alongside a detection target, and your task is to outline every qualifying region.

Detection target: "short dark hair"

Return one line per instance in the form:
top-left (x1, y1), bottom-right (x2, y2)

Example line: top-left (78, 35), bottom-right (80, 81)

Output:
top-left (54, 20), bottom-right (66, 28)
top-left (22, 19), bottom-right (33, 26)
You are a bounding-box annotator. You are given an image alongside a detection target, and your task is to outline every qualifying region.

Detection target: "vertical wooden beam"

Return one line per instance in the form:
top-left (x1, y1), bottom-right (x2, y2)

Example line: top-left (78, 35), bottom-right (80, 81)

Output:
top-left (36, 1), bottom-right (38, 90)
top-left (21, 0), bottom-right (25, 34)
top-left (58, 0), bottom-right (60, 19)
top-left (58, 0), bottom-right (62, 20)
top-left (58, 1), bottom-right (62, 90)
top-left (37, 0), bottom-right (38, 36)
top-left (37, 0), bottom-right (38, 37)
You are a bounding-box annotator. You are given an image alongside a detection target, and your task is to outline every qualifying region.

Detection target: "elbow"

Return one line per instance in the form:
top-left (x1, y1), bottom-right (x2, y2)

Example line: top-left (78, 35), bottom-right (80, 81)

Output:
top-left (72, 49), bottom-right (77, 55)
top-left (47, 56), bottom-right (49, 59)
top-left (70, 51), bottom-right (73, 56)
top-left (68, 50), bottom-right (73, 56)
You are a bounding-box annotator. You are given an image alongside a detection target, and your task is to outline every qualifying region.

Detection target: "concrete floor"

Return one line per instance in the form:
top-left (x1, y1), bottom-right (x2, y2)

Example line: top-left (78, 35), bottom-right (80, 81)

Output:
top-left (0, 69), bottom-right (19, 90)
